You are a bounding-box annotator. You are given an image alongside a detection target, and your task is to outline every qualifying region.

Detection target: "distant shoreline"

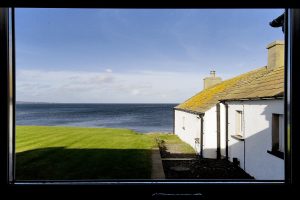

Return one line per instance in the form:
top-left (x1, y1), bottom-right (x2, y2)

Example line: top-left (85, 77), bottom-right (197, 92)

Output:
top-left (16, 125), bottom-right (173, 134)
top-left (15, 125), bottom-right (173, 134)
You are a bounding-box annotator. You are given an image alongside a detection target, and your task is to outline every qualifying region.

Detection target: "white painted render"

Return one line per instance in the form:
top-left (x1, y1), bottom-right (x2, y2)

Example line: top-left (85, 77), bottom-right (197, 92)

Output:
top-left (174, 105), bottom-right (227, 159)
top-left (202, 107), bottom-right (217, 158)
top-left (174, 110), bottom-right (202, 153)
top-left (227, 99), bottom-right (284, 180)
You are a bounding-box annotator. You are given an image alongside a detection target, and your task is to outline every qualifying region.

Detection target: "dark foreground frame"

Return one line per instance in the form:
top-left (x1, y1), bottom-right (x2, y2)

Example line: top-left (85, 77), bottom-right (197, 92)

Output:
top-left (0, 1), bottom-right (299, 198)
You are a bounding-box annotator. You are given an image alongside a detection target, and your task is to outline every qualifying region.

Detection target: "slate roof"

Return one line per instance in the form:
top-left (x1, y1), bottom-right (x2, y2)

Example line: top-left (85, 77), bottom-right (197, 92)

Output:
top-left (175, 66), bottom-right (284, 114)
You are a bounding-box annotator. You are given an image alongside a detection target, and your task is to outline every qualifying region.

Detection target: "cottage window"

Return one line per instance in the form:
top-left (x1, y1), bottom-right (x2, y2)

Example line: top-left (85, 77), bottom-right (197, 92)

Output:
top-left (272, 114), bottom-right (284, 153)
top-left (235, 110), bottom-right (243, 137)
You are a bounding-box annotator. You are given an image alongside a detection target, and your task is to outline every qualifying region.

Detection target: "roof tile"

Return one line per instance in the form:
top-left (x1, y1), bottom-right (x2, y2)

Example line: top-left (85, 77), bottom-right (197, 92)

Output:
top-left (175, 66), bottom-right (284, 113)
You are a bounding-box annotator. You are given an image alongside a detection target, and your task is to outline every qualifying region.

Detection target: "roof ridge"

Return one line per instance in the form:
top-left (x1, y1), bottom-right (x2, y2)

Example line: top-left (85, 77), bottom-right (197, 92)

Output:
top-left (175, 65), bottom-right (283, 113)
top-left (221, 66), bottom-right (284, 101)
top-left (211, 66), bottom-right (267, 88)
top-left (216, 66), bottom-right (269, 95)
top-left (177, 66), bottom-right (268, 106)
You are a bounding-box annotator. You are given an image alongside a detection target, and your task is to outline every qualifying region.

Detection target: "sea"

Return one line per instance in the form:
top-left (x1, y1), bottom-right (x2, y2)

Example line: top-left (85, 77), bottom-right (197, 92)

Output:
top-left (16, 103), bottom-right (177, 133)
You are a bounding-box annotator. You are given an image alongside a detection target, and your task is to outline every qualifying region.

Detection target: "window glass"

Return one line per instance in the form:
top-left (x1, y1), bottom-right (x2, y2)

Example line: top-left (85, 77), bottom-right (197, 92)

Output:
top-left (236, 111), bottom-right (243, 136)
top-left (15, 8), bottom-right (285, 181)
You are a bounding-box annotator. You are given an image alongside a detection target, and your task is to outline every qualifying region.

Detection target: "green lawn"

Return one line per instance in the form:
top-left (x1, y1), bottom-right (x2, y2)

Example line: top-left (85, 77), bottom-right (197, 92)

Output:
top-left (16, 126), bottom-right (194, 180)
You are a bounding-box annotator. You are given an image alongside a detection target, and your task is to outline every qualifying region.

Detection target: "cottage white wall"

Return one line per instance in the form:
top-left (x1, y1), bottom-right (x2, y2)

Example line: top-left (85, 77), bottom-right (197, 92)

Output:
top-left (227, 99), bottom-right (284, 180)
top-left (203, 105), bottom-right (226, 158)
top-left (174, 110), bottom-right (201, 153)
top-left (175, 105), bottom-right (226, 159)
top-left (202, 106), bottom-right (217, 158)
top-left (227, 103), bottom-right (245, 169)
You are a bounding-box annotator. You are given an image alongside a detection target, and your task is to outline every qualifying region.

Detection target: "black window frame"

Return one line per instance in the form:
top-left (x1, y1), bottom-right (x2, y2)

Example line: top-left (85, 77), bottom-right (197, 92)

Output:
top-left (271, 114), bottom-right (284, 153)
top-left (0, 1), bottom-right (298, 198)
top-left (267, 113), bottom-right (285, 160)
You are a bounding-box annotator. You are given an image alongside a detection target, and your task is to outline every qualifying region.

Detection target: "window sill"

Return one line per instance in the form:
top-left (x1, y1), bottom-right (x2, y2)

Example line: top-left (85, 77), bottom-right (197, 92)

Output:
top-left (231, 135), bottom-right (245, 141)
top-left (267, 150), bottom-right (284, 159)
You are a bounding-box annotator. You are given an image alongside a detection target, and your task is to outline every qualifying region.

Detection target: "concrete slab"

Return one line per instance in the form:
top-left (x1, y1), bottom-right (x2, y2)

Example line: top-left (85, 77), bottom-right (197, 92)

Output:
top-left (161, 158), bottom-right (196, 161)
top-left (151, 148), bottom-right (165, 179)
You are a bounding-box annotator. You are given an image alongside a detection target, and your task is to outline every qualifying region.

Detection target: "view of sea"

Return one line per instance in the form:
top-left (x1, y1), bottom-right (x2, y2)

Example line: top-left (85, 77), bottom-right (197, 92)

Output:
top-left (16, 103), bottom-right (177, 133)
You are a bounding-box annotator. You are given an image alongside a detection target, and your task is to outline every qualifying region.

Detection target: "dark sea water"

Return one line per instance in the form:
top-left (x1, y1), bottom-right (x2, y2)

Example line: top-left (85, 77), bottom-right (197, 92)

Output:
top-left (16, 103), bottom-right (177, 133)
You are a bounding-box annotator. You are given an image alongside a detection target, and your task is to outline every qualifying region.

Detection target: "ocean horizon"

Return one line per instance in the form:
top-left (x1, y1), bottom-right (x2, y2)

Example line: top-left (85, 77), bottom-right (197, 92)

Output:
top-left (16, 102), bottom-right (177, 133)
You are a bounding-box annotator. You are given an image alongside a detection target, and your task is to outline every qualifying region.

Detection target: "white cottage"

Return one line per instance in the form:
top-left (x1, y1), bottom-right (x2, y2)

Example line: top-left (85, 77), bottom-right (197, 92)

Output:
top-left (221, 41), bottom-right (284, 180)
top-left (174, 40), bottom-right (284, 179)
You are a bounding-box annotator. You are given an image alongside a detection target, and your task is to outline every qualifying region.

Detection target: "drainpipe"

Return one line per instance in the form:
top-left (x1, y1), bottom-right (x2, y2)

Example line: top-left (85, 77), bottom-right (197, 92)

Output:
top-left (200, 114), bottom-right (204, 158)
top-left (221, 101), bottom-right (229, 160)
top-left (216, 103), bottom-right (221, 159)
top-left (242, 103), bottom-right (246, 171)
top-left (173, 108), bottom-right (175, 135)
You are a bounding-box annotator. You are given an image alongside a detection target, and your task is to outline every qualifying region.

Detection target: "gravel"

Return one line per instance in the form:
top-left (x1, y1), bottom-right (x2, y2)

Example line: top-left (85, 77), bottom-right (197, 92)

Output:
top-left (162, 159), bottom-right (254, 179)
top-left (157, 138), bottom-right (254, 179)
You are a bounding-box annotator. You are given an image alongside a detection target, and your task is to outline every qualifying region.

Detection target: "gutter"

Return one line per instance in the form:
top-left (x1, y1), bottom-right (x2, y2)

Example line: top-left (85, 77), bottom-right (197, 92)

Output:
top-left (220, 96), bottom-right (283, 102)
top-left (174, 107), bottom-right (204, 115)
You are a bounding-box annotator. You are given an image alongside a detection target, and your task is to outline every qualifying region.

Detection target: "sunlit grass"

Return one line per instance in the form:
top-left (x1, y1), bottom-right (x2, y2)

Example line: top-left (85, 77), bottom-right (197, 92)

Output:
top-left (16, 126), bottom-right (193, 180)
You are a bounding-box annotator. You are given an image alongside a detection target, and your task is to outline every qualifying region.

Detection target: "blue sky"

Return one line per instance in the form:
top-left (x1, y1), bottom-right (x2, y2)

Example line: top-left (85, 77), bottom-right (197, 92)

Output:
top-left (16, 9), bottom-right (284, 103)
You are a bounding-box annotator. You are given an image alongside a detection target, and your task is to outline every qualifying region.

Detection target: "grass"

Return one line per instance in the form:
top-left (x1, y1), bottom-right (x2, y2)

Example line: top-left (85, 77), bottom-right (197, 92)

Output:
top-left (153, 133), bottom-right (196, 156)
top-left (16, 126), bottom-right (194, 180)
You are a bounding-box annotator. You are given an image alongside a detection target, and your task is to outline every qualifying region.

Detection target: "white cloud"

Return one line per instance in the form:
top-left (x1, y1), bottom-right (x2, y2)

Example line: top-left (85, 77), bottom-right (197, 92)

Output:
top-left (105, 68), bottom-right (112, 73)
top-left (131, 89), bottom-right (140, 96)
top-left (16, 69), bottom-right (211, 103)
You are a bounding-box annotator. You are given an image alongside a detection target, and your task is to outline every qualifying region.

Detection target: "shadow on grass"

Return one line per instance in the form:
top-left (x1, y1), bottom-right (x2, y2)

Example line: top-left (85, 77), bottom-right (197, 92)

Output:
top-left (16, 147), bottom-right (152, 180)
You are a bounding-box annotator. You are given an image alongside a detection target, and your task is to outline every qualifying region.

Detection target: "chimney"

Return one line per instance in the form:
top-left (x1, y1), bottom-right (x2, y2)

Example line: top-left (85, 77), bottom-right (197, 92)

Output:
top-left (203, 70), bottom-right (222, 90)
top-left (266, 40), bottom-right (284, 70)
